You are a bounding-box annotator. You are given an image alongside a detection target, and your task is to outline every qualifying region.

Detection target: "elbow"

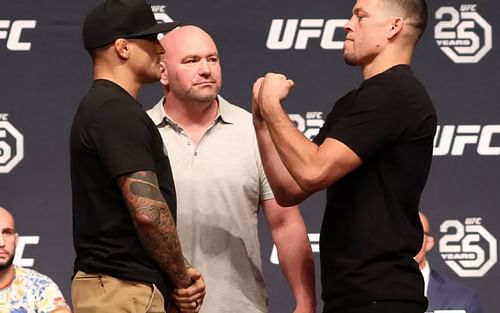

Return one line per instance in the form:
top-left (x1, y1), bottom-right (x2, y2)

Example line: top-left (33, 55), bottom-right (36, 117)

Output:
top-left (274, 188), bottom-right (307, 207)
top-left (275, 195), bottom-right (300, 207)
top-left (134, 210), bottom-right (160, 229)
top-left (295, 171), bottom-right (325, 194)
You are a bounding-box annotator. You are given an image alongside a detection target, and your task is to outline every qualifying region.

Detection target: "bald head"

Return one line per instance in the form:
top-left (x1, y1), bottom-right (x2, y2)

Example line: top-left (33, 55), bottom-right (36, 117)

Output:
top-left (158, 25), bottom-right (222, 104)
top-left (0, 207), bottom-right (15, 230)
top-left (160, 25), bottom-right (218, 63)
top-left (0, 206), bottom-right (17, 272)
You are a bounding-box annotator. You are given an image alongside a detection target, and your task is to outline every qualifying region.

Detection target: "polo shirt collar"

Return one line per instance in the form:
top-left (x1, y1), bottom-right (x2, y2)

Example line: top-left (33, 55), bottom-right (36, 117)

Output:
top-left (150, 95), bottom-right (236, 129)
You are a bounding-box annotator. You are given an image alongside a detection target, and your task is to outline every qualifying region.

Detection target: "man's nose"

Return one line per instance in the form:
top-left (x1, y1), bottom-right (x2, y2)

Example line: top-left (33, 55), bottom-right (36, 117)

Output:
top-left (344, 17), bottom-right (354, 32)
top-left (198, 59), bottom-right (211, 75)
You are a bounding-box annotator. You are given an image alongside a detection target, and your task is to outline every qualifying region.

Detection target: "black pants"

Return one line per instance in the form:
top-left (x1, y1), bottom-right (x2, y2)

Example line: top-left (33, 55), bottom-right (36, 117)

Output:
top-left (324, 301), bottom-right (426, 313)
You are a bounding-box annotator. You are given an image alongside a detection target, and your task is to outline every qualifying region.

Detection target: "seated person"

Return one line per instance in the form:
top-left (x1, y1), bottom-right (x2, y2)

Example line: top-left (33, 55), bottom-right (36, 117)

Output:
top-left (415, 211), bottom-right (483, 313)
top-left (0, 206), bottom-right (71, 313)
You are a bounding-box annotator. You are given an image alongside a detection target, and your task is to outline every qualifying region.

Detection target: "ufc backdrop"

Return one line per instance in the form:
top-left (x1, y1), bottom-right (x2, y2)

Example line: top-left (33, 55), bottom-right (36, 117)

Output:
top-left (0, 0), bottom-right (498, 312)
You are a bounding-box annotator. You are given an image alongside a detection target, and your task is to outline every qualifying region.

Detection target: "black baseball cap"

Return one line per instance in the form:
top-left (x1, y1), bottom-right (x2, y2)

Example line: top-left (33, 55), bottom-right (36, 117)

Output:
top-left (82, 0), bottom-right (181, 51)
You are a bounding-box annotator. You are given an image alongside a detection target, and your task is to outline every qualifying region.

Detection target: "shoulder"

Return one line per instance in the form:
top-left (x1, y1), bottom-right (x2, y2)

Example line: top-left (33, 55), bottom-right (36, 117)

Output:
top-left (355, 65), bottom-right (433, 117)
top-left (363, 65), bottom-right (423, 92)
top-left (14, 266), bottom-right (57, 287)
top-left (146, 97), bottom-right (165, 125)
top-left (428, 270), bottom-right (483, 311)
top-left (431, 270), bottom-right (476, 296)
top-left (217, 96), bottom-right (261, 155)
top-left (82, 80), bottom-right (136, 107)
top-left (219, 96), bottom-right (251, 117)
top-left (100, 94), bottom-right (141, 114)
top-left (218, 95), bottom-right (253, 126)
top-left (92, 95), bottom-right (150, 130)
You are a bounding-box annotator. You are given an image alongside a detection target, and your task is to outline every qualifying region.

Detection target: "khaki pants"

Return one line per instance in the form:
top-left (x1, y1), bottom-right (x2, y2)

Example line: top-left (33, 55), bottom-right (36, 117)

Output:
top-left (72, 271), bottom-right (175, 313)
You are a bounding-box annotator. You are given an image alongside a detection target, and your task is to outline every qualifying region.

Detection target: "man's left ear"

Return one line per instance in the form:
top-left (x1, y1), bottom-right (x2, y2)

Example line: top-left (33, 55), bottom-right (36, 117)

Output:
top-left (388, 17), bottom-right (403, 39)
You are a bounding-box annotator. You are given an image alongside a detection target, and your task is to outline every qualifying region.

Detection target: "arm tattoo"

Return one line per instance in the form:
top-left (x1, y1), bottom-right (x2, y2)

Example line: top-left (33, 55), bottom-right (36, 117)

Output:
top-left (117, 170), bottom-right (191, 288)
top-left (129, 181), bottom-right (163, 224)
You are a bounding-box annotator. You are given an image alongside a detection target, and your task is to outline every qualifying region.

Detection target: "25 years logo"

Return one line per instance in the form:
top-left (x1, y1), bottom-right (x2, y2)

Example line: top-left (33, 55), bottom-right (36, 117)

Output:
top-left (439, 217), bottom-right (497, 277)
top-left (289, 112), bottom-right (325, 140)
top-left (434, 4), bottom-right (492, 63)
top-left (0, 114), bottom-right (24, 173)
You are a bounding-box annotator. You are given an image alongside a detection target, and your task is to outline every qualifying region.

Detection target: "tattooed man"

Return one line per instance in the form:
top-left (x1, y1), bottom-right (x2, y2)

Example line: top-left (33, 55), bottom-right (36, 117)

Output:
top-left (70, 1), bottom-right (204, 312)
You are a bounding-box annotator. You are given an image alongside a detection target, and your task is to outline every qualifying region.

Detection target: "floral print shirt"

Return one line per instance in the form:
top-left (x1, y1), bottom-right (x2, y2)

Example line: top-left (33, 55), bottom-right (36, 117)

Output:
top-left (0, 266), bottom-right (69, 313)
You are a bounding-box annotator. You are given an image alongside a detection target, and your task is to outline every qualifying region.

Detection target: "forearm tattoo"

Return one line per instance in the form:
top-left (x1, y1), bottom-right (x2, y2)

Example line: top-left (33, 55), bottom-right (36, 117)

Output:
top-left (117, 170), bottom-right (191, 288)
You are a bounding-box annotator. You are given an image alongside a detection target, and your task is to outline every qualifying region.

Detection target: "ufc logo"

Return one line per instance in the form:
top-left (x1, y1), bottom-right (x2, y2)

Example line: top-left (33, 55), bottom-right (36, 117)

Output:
top-left (0, 20), bottom-right (37, 51)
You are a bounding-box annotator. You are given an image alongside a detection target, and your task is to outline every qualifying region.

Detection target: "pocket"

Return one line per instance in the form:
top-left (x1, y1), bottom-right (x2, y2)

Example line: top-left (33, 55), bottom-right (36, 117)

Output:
top-left (71, 271), bottom-right (106, 312)
top-left (73, 271), bottom-right (102, 280)
top-left (125, 281), bottom-right (155, 313)
top-left (144, 284), bottom-right (168, 313)
top-left (72, 272), bottom-right (105, 293)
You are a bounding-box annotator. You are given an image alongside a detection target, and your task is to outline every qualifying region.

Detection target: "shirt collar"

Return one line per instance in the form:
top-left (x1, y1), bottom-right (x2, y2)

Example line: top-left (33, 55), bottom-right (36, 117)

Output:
top-left (149, 95), bottom-right (236, 129)
top-left (216, 95), bottom-right (235, 124)
top-left (421, 261), bottom-right (431, 297)
top-left (148, 96), bottom-right (168, 126)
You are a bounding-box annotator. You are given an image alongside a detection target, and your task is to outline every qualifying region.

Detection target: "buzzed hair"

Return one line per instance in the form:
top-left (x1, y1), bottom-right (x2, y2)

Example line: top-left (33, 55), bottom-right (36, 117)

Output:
top-left (0, 206), bottom-right (15, 230)
top-left (379, 0), bottom-right (428, 39)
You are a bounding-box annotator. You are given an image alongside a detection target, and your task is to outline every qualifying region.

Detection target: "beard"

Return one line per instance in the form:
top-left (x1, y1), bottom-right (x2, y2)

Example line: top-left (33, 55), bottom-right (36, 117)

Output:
top-left (0, 253), bottom-right (14, 271)
top-left (188, 90), bottom-right (218, 103)
top-left (177, 84), bottom-right (221, 104)
top-left (141, 69), bottom-right (162, 85)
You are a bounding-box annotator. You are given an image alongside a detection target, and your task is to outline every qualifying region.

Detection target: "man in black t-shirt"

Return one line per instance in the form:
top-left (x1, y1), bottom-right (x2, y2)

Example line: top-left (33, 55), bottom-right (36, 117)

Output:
top-left (70, 0), bottom-right (204, 312)
top-left (252, 0), bottom-right (435, 313)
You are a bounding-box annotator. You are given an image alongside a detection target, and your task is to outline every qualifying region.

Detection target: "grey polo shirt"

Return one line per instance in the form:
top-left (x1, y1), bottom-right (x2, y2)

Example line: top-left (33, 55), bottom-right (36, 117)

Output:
top-left (147, 96), bottom-right (273, 313)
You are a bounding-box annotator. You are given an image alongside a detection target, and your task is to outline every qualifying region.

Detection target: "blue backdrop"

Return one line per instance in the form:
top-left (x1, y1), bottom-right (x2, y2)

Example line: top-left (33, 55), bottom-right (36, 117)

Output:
top-left (1, 1), bottom-right (498, 312)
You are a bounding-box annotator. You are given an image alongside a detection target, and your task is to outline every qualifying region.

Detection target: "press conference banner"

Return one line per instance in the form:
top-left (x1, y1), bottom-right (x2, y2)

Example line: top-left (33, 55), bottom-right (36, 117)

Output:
top-left (1, 1), bottom-right (498, 312)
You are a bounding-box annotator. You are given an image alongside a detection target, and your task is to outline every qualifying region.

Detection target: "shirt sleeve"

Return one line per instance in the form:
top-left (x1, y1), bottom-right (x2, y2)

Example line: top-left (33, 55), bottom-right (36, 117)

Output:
top-left (258, 158), bottom-right (275, 201)
top-left (89, 96), bottom-right (156, 179)
top-left (326, 82), bottom-right (413, 161)
top-left (252, 127), bottom-right (274, 201)
top-left (35, 276), bottom-right (70, 313)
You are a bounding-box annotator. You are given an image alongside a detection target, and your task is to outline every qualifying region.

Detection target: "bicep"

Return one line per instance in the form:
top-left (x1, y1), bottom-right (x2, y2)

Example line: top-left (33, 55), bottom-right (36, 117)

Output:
top-left (313, 137), bottom-right (363, 189)
top-left (116, 170), bottom-right (167, 225)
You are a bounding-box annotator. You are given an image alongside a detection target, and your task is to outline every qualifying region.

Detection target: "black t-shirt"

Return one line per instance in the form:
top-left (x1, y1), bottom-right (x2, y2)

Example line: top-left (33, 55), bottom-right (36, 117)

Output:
top-left (70, 79), bottom-right (177, 295)
top-left (314, 65), bottom-right (436, 310)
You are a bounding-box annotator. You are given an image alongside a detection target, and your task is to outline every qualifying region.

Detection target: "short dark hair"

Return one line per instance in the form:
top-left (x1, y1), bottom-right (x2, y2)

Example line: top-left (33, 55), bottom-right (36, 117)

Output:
top-left (380, 0), bottom-right (428, 39)
top-left (87, 42), bottom-right (113, 62)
